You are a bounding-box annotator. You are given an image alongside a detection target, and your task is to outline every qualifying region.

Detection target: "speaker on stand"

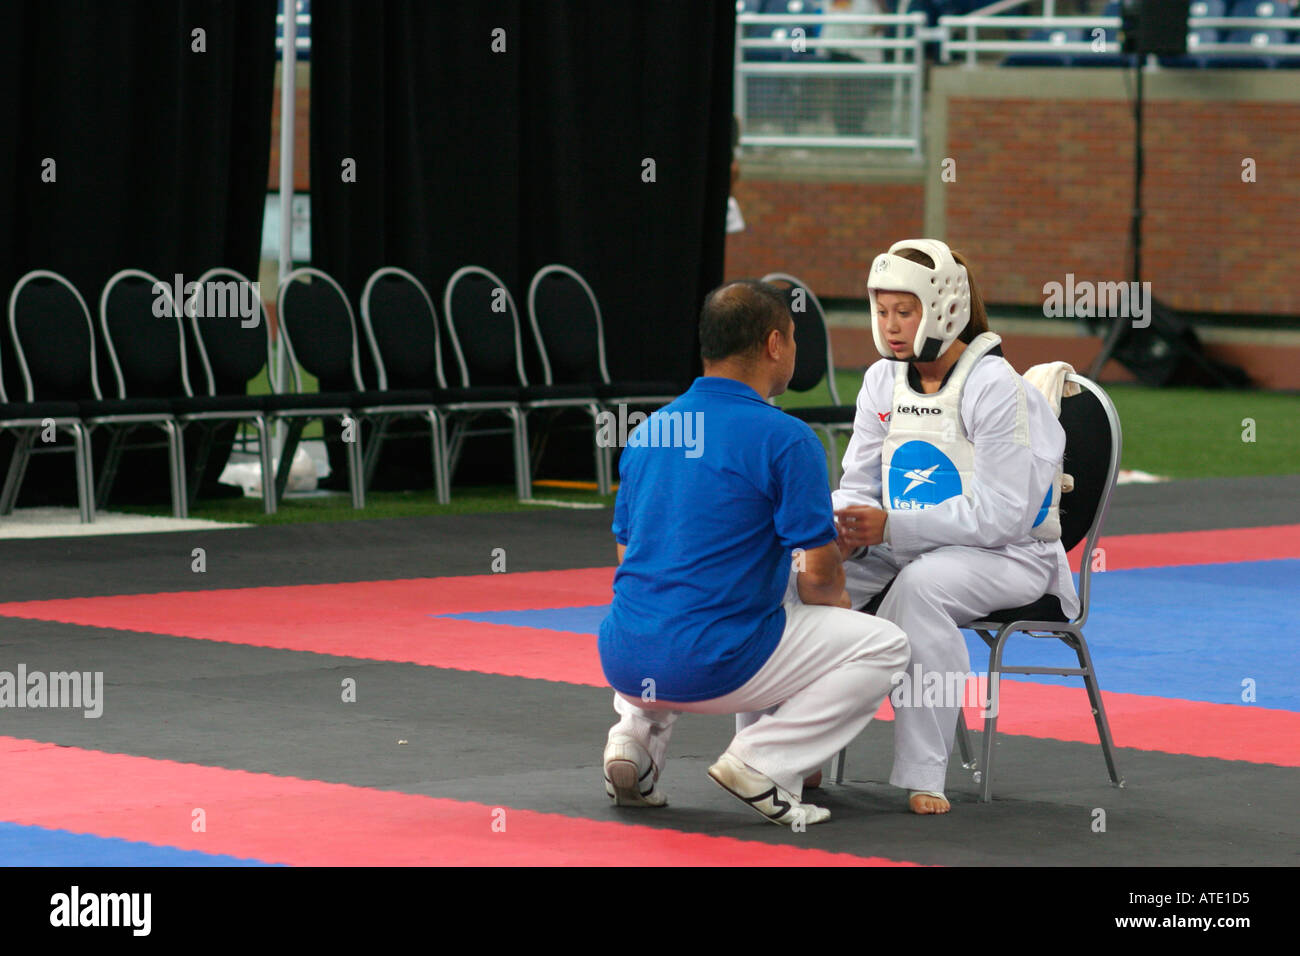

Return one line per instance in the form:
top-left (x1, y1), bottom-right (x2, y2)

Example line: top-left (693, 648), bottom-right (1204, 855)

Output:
top-left (1089, 1), bottom-right (1249, 388)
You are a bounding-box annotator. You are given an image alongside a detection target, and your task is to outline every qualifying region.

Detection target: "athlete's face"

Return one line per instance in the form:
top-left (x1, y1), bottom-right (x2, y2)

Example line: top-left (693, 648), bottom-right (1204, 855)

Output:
top-left (876, 291), bottom-right (922, 359)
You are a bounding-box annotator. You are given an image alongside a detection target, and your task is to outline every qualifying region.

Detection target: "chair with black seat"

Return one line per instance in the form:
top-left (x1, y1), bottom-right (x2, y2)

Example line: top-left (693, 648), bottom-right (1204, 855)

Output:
top-left (179, 268), bottom-right (278, 515)
top-left (761, 272), bottom-right (856, 486)
top-left (523, 265), bottom-right (608, 495)
top-left (3, 271), bottom-right (96, 522)
top-left (526, 265), bottom-right (678, 496)
top-left (93, 270), bottom-right (189, 517)
top-left (441, 266), bottom-right (536, 501)
top-left (357, 267), bottom-right (451, 503)
top-left (830, 374), bottom-right (1125, 802)
top-left (957, 373), bottom-right (1125, 800)
top-left (273, 267), bottom-right (377, 509)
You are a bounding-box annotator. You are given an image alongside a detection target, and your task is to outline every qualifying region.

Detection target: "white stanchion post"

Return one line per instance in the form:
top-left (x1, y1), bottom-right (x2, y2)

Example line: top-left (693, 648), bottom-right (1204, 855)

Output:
top-left (274, 1), bottom-right (298, 469)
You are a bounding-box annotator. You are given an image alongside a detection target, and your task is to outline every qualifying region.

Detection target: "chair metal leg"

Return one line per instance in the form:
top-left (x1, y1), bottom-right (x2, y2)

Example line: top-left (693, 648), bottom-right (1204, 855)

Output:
top-left (831, 747), bottom-right (847, 785)
top-left (810, 423), bottom-right (842, 488)
top-left (447, 416), bottom-right (466, 472)
top-left (1072, 633), bottom-right (1125, 788)
top-left (827, 425), bottom-right (844, 487)
top-left (955, 708), bottom-right (976, 770)
top-left (254, 416), bottom-right (276, 515)
top-left (427, 411), bottom-right (450, 505)
top-left (0, 428), bottom-right (35, 514)
top-left (509, 407), bottom-right (532, 501)
top-left (362, 414), bottom-right (389, 489)
top-left (583, 403), bottom-right (611, 496)
top-left (592, 429), bottom-right (609, 497)
top-left (979, 629), bottom-right (1011, 803)
top-left (273, 419), bottom-right (306, 504)
top-left (186, 424), bottom-right (215, 513)
top-left (598, 434), bottom-right (613, 497)
top-left (78, 424), bottom-right (98, 522)
top-left (344, 416), bottom-right (365, 509)
top-left (96, 427), bottom-right (129, 510)
top-left (164, 420), bottom-right (188, 519)
top-left (525, 410), bottom-right (549, 477)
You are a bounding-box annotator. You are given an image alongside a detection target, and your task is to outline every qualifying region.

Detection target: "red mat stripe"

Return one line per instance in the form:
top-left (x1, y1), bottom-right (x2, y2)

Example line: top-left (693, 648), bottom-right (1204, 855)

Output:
top-left (950, 682), bottom-right (1300, 767)
top-left (0, 572), bottom-right (614, 682)
top-left (0, 736), bottom-right (912, 867)
top-left (0, 568), bottom-right (1296, 766)
top-left (1066, 523), bottom-right (1300, 572)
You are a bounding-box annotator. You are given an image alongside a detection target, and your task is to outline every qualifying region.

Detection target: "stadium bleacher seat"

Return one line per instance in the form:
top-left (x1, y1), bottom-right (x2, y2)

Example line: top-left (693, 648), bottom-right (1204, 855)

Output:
top-left (1207, 0), bottom-right (1296, 67)
top-left (1003, 28), bottom-right (1083, 67)
top-left (1073, 3), bottom-right (1131, 67)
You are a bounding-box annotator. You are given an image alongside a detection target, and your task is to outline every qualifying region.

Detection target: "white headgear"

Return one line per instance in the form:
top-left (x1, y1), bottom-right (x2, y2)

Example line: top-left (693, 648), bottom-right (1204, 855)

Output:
top-left (867, 239), bottom-right (971, 362)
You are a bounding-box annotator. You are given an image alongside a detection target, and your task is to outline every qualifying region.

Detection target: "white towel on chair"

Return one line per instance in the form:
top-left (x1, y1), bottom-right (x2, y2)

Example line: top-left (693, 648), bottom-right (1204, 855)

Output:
top-left (1024, 361), bottom-right (1079, 417)
top-left (1024, 361), bottom-right (1079, 493)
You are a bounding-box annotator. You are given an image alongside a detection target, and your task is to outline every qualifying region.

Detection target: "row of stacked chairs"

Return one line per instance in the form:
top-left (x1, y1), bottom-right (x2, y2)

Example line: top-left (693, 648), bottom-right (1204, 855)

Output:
top-left (0, 265), bottom-right (683, 523)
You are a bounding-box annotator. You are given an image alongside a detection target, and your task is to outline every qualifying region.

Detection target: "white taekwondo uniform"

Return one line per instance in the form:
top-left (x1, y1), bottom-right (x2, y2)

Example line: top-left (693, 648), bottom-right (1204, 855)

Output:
top-left (833, 332), bottom-right (1079, 794)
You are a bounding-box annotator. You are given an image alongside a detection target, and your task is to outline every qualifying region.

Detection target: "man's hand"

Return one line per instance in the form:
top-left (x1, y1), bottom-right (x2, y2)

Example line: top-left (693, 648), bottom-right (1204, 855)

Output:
top-left (796, 540), bottom-right (848, 608)
top-left (834, 505), bottom-right (888, 549)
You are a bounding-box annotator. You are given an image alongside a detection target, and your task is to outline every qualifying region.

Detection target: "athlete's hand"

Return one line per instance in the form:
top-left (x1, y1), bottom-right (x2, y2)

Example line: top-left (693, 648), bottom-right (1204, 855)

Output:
top-left (835, 505), bottom-right (888, 548)
top-left (835, 534), bottom-right (856, 559)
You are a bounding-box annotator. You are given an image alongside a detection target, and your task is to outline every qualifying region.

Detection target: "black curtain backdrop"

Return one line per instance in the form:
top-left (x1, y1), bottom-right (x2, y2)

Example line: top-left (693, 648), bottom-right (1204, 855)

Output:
top-left (311, 1), bottom-right (734, 485)
top-left (0, 0), bottom-right (277, 504)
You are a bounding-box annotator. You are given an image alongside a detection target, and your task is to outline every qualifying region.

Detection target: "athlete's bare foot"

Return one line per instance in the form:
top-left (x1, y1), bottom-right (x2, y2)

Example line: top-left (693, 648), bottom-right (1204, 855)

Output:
top-left (908, 791), bottom-right (951, 814)
top-left (803, 770), bottom-right (823, 790)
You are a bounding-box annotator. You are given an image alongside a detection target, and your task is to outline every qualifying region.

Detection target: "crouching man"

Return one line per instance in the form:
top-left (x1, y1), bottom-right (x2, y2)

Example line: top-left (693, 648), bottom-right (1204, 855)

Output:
top-left (598, 280), bottom-right (909, 827)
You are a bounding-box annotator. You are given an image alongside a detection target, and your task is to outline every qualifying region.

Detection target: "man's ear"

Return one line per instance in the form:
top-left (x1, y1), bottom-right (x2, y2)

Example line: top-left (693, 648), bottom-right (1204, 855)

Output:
top-left (767, 326), bottom-right (784, 359)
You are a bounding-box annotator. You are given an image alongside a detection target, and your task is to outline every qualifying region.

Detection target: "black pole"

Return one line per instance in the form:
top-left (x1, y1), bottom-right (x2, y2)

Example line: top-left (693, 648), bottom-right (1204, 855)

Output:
top-left (1132, 54), bottom-right (1143, 287)
top-left (1089, 48), bottom-right (1143, 380)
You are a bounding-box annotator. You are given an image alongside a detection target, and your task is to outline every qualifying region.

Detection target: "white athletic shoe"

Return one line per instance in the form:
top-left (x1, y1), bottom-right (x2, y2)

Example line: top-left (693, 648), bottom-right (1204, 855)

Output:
top-left (707, 752), bottom-right (831, 827)
top-left (603, 735), bottom-right (668, 807)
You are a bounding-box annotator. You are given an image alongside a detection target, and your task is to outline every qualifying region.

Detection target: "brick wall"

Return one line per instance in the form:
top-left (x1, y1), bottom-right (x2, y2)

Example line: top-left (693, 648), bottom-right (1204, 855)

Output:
top-left (724, 180), bottom-right (924, 297)
top-left (728, 70), bottom-right (1300, 319)
top-left (944, 96), bottom-right (1300, 316)
top-left (267, 65), bottom-right (311, 192)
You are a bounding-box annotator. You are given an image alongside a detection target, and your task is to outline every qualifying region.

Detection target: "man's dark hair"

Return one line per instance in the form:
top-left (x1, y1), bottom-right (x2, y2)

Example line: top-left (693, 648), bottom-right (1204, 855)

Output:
top-left (698, 280), bottom-right (792, 364)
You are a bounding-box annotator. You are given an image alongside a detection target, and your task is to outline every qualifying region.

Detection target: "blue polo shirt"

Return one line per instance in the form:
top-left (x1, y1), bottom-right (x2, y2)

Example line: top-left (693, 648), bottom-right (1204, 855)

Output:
top-left (598, 376), bottom-right (837, 702)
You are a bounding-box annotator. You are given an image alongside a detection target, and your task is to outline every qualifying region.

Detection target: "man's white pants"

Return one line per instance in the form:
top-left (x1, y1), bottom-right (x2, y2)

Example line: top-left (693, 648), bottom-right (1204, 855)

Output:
top-left (843, 543), bottom-right (1053, 793)
top-left (608, 599), bottom-right (908, 799)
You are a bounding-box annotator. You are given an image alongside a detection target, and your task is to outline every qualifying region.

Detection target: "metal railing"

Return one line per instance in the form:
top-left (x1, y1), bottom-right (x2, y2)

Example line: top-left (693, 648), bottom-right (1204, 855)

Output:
top-left (735, 11), bottom-right (929, 156)
top-left (275, 2), bottom-right (311, 57)
top-left (939, 1), bottom-right (1300, 66)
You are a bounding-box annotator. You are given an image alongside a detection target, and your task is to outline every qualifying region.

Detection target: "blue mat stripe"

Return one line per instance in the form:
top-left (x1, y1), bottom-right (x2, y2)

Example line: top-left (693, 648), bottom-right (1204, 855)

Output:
top-left (0, 821), bottom-right (279, 867)
top-left (437, 560), bottom-right (1300, 712)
